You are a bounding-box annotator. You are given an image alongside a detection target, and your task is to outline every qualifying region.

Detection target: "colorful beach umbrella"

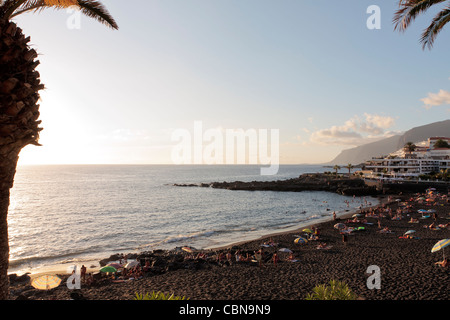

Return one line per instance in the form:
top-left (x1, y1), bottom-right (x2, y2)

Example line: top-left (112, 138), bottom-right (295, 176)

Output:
top-left (302, 228), bottom-right (313, 233)
top-left (294, 237), bottom-right (308, 244)
top-left (404, 230), bottom-right (416, 235)
top-left (334, 223), bottom-right (346, 230)
top-left (31, 275), bottom-right (62, 291)
top-left (100, 266), bottom-right (117, 273)
top-left (431, 239), bottom-right (450, 258)
top-left (278, 248), bottom-right (293, 253)
top-left (182, 246), bottom-right (195, 253)
top-left (107, 263), bottom-right (122, 269)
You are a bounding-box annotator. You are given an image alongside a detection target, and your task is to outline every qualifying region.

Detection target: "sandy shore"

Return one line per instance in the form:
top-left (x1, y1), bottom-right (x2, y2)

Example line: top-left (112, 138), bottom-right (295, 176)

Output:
top-left (8, 192), bottom-right (450, 301)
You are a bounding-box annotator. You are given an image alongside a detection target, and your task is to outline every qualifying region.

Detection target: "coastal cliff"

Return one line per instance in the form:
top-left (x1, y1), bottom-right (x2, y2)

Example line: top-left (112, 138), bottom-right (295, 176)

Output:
top-left (175, 173), bottom-right (380, 196)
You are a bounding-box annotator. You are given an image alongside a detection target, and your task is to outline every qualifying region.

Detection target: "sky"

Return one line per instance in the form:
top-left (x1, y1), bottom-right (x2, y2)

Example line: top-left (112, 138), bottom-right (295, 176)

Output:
top-left (12, 0), bottom-right (450, 166)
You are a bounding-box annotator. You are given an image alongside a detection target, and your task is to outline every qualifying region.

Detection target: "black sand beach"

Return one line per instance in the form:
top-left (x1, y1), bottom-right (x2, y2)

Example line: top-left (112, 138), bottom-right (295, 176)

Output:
top-left (8, 191), bottom-right (450, 301)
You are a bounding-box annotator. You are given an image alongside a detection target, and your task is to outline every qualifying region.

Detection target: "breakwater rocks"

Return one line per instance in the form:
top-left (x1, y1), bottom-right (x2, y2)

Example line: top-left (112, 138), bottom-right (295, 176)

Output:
top-left (174, 173), bottom-right (380, 196)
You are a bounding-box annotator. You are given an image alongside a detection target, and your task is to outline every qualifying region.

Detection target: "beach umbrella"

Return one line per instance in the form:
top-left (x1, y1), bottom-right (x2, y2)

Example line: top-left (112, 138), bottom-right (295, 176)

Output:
top-left (417, 209), bottom-right (427, 213)
top-left (31, 275), bottom-right (62, 291)
top-left (302, 228), bottom-right (313, 233)
top-left (294, 237), bottom-right (308, 244)
top-left (431, 239), bottom-right (450, 259)
top-left (182, 246), bottom-right (195, 253)
top-left (404, 230), bottom-right (416, 235)
top-left (352, 214), bottom-right (364, 218)
top-left (107, 263), bottom-right (122, 269)
top-left (278, 248), bottom-right (293, 253)
top-left (124, 260), bottom-right (139, 269)
top-left (334, 223), bottom-right (346, 230)
top-left (100, 266), bottom-right (117, 273)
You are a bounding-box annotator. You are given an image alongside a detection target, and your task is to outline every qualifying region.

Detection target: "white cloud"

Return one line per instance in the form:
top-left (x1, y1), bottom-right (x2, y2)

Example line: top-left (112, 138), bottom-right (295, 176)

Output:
top-left (308, 113), bottom-right (396, 146)
top-left (421, 89), bottom-right (450, 109)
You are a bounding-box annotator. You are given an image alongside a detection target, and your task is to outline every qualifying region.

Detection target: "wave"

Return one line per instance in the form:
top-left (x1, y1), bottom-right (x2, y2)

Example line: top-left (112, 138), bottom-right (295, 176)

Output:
top-left (137, 230), bottom-right (218, 250)
top-left (9, 246), bottom-right (104, 269)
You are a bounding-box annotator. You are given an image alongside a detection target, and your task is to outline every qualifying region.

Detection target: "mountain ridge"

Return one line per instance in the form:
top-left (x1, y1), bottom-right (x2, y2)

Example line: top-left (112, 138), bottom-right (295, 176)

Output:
top-left (325, 119), bottom-right (450, 165)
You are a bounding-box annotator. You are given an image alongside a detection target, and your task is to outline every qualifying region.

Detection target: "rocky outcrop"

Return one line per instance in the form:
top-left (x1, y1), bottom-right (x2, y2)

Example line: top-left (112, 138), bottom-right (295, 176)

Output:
top-left (175, 173), bottom-right (380, 196)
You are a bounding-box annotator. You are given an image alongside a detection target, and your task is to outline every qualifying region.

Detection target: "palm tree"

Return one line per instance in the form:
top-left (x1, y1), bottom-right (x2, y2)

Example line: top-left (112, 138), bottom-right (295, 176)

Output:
top-left (403, 142), bottom-right (416, 154)
top-left (0, 0), bottom-right (117, 300)
top-left (333, 165), bottom-right (341, 176)
top-left (393, 0), bottom-right (450, 49)
top-left (346, 163), bottom-right (354, 176)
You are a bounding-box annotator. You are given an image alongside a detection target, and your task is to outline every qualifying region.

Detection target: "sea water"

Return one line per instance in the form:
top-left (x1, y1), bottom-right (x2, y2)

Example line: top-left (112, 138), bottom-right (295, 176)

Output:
top-left (8, 164), bottom-right (377, 274)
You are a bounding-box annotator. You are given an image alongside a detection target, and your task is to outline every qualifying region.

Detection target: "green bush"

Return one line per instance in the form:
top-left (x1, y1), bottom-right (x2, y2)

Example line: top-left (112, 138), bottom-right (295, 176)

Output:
top-left (305, 280), bottom-right (358, 300)
top-left (134, 291), bottom-right (189, 300)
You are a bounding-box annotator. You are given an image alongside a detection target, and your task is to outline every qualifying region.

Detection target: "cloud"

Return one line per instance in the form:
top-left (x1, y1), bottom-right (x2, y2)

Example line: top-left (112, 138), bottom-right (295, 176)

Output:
top-left (308, 113), bottom-right (396, 146)
top-left (421, 89), bottom-right (450, 109)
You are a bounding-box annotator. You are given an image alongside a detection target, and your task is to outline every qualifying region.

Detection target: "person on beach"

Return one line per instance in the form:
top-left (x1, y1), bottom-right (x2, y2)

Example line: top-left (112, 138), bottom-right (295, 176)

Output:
top-left (435, 258), bottom-right (448, 268)
top-left (342, 233), bottom-right (348, 245)
top-left (80, 265), bottom-right (87, 282)
top-left (226, 251), bottom-right (233, 266)
top-left (272, 253), bottom-right (279, 266)
top-left (217, 252), bottom-right (225, 266)
top-left (235, 251), bottom-right (242, 262)
top-left (255, 250), bottom-right (263, 268)
top-left (333, 211), bottom-right (337, 220)
top-left (287, 253), bottom-right (297, 262)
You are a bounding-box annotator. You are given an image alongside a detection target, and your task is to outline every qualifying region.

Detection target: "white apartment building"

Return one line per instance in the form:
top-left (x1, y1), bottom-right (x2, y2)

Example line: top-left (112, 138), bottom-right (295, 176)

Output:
top-left (363, 137), bottom-right (450, 179)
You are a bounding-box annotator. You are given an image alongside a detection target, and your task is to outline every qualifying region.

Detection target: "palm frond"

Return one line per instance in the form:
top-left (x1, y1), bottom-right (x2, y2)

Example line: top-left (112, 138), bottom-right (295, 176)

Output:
top-left (76, 0), bottom-right (118, 30)
top-left (5, 0), bottom-right (117, 30)
top-left (420, 5), bottom-right (450, 48)
top-left (393, 0), bottom-right (447, 31)
top-left (2, 0), bottom-right (77, 17)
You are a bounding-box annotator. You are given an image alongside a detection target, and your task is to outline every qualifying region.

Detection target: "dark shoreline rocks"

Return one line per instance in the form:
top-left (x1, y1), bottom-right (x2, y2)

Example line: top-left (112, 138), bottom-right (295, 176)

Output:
top-left (175, 173), bottom-right (381, 196)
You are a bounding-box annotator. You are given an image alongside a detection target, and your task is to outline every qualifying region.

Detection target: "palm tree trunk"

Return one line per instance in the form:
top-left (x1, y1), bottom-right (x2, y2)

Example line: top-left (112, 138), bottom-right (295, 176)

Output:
top-left (0, 152), bottom-right (19, 300)
top-left (0, 16), bottom-right (43, 300)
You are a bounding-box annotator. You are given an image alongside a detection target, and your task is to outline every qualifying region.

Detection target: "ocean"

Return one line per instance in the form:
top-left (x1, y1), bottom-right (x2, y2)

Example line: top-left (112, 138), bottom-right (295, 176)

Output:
top-left (8, 164), bottom-right (378, 275)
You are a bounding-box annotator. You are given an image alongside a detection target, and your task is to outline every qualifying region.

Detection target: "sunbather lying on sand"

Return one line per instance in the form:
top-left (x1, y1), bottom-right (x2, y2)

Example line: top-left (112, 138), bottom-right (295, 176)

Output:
top-left (378, 227), bottom-right (393, 234)
top-left (435, 258), bottom-right (448, 268)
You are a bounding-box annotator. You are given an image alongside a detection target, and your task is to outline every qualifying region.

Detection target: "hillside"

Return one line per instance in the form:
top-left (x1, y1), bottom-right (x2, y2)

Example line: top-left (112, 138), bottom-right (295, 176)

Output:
top-left (327, 119), bottom-right (450, 165)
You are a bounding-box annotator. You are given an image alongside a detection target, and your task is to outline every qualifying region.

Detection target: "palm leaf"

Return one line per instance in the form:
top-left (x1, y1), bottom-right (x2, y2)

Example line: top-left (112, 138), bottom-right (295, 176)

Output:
top-left (3, 0), bottom-right (118, 30)
top-left (393, 0), bottom-right (447, 31)
top-left (420, 5), bottom-right (450, 48)
top-left (2, 0), bottom-right (76, 17)
top-left (76, 0), bottom-right (118, 30)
